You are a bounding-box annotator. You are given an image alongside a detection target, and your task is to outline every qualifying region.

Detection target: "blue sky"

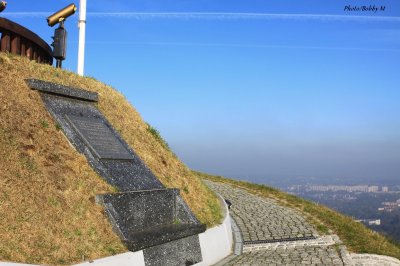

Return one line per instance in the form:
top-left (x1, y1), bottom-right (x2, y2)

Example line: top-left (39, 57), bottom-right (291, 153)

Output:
top-left (3, 0), bottom-right (400, 184)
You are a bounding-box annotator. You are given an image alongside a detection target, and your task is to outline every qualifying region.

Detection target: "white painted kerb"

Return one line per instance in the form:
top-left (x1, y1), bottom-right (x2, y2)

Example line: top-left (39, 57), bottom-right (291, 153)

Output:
top-left (195, 195), bottom-right (233, 265)
top-left (74, 251), bottom-right (145, 266)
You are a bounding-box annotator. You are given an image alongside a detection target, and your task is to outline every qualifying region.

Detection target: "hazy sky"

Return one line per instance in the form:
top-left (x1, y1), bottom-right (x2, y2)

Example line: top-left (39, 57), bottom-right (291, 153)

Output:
top-left (3, 0), bottom-right (400, 184)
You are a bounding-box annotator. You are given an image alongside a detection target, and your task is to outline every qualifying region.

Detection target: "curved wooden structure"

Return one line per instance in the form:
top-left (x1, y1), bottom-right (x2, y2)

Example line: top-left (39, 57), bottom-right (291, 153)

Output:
top-left (0, 17), bottom-right (53, 64)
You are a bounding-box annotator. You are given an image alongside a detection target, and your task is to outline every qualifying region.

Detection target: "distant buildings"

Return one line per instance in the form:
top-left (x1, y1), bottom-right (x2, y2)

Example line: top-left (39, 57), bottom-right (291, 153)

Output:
top-left (356, 219), bottom-right (381, 226)
top-left (379, 199), bottom-right (400, 212)
top-left (286, 184), bottom-right (400, 213)
top-left (303, 185), bottom-right (385, 193)
top-left (287, 184), bottom-right (399, 194)
top-left (368, 186), bottom-right (379, 192)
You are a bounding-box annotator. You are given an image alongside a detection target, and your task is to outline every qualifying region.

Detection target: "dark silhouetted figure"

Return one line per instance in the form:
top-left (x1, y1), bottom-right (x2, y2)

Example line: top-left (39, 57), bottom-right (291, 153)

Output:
top-left (225, 199), bottom-right (232, 210)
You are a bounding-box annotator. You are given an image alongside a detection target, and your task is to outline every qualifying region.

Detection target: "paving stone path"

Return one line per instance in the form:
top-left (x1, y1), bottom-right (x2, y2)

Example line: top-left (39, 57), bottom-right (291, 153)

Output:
top-left (205, 181), bottom-right (400, 266)
top-left (224, 245), bottom-right (344, 266)
top-left (205, 181), bottom-right (318, 243)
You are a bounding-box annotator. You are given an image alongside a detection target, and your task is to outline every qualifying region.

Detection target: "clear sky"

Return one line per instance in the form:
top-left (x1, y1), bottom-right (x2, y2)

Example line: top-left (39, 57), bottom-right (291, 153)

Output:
top-left (3, 0), bottom-right (400, 185)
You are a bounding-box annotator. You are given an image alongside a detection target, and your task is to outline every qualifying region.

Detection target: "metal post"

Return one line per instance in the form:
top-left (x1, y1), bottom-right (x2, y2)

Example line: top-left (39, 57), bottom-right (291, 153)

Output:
top-left (77, 0), bottom-right (87, 76)
top-left (56, 59), bottom-right (62, 68)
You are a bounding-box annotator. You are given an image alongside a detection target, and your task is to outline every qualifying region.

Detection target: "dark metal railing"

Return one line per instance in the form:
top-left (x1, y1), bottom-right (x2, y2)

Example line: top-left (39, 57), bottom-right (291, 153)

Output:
top-left (0, 17), bottom-right (53, 64)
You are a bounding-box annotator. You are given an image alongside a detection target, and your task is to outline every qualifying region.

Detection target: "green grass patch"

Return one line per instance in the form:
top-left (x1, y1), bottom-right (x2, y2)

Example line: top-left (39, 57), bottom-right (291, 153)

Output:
top-left (41, 120), bottom-right (49, 128)
top-left (146, 123), bottom-right (170, 151)
top-left (55, 123), bottom-right (62, 131)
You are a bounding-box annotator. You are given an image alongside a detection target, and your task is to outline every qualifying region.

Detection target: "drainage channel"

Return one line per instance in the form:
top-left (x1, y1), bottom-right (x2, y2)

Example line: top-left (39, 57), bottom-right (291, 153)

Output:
top-left (243, 236), bottom-right (317, 245)
top-left (230, 216), bottom-right (243, 255)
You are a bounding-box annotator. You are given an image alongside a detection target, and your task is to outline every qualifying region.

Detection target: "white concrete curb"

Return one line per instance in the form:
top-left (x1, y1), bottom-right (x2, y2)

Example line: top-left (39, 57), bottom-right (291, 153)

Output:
top-left (242, 234), bottom-right (337, 253)
top-left (73, 251), bottom-right (145, 266)
top-left (195, 195), bottom-right (233, 265)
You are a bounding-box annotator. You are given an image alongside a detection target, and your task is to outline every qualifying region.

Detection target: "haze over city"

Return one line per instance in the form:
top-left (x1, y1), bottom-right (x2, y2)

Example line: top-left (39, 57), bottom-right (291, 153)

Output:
top-left (4, 0), bottom-right (400, 184)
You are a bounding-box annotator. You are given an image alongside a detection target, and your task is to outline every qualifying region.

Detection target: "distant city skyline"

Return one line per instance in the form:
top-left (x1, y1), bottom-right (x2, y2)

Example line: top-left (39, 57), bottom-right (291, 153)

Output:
top-left (3, 0), bottom-right (400, 183)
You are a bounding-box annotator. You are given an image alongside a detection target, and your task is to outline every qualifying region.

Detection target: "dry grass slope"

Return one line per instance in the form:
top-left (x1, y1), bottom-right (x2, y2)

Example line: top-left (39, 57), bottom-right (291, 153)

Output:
top-left (195, 171), bottom-right (400, 260)
top-left (0, 53), bottom-right (221, 265)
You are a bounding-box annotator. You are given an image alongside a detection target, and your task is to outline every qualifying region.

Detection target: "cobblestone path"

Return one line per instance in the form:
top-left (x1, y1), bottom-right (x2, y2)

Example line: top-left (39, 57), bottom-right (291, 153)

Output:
top-left (207, 180), bottom-right (400, 266)
top-left (205, 181), bottom-right (345, 265)
top-left (224, 245), bottom-right (344, 266)
top-left (205, 181), bottom-right (318, 243)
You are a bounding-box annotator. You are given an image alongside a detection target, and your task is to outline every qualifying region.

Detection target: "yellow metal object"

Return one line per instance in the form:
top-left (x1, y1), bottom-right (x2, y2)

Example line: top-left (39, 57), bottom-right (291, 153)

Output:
top-left (47, 4), bottom-right (77, 27)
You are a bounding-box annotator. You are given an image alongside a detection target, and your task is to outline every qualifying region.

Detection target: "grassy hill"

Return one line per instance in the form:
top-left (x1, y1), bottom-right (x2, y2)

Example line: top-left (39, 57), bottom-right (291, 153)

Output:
top-left (0, 53), bottom-right (221, 265)
top-left (194, 171), bottom-right (400, 260)
top-left (1, 52), bottom-right (400, 265)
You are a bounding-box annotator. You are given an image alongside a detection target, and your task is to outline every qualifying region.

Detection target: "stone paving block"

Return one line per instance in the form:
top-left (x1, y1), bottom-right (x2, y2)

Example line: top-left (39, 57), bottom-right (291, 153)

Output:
top-left (205, 181), bottom-right (318, 244)
top-left (205, 181), bottom-right (346, 266)
top-left (223, 246), bottom-right (344, 266)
